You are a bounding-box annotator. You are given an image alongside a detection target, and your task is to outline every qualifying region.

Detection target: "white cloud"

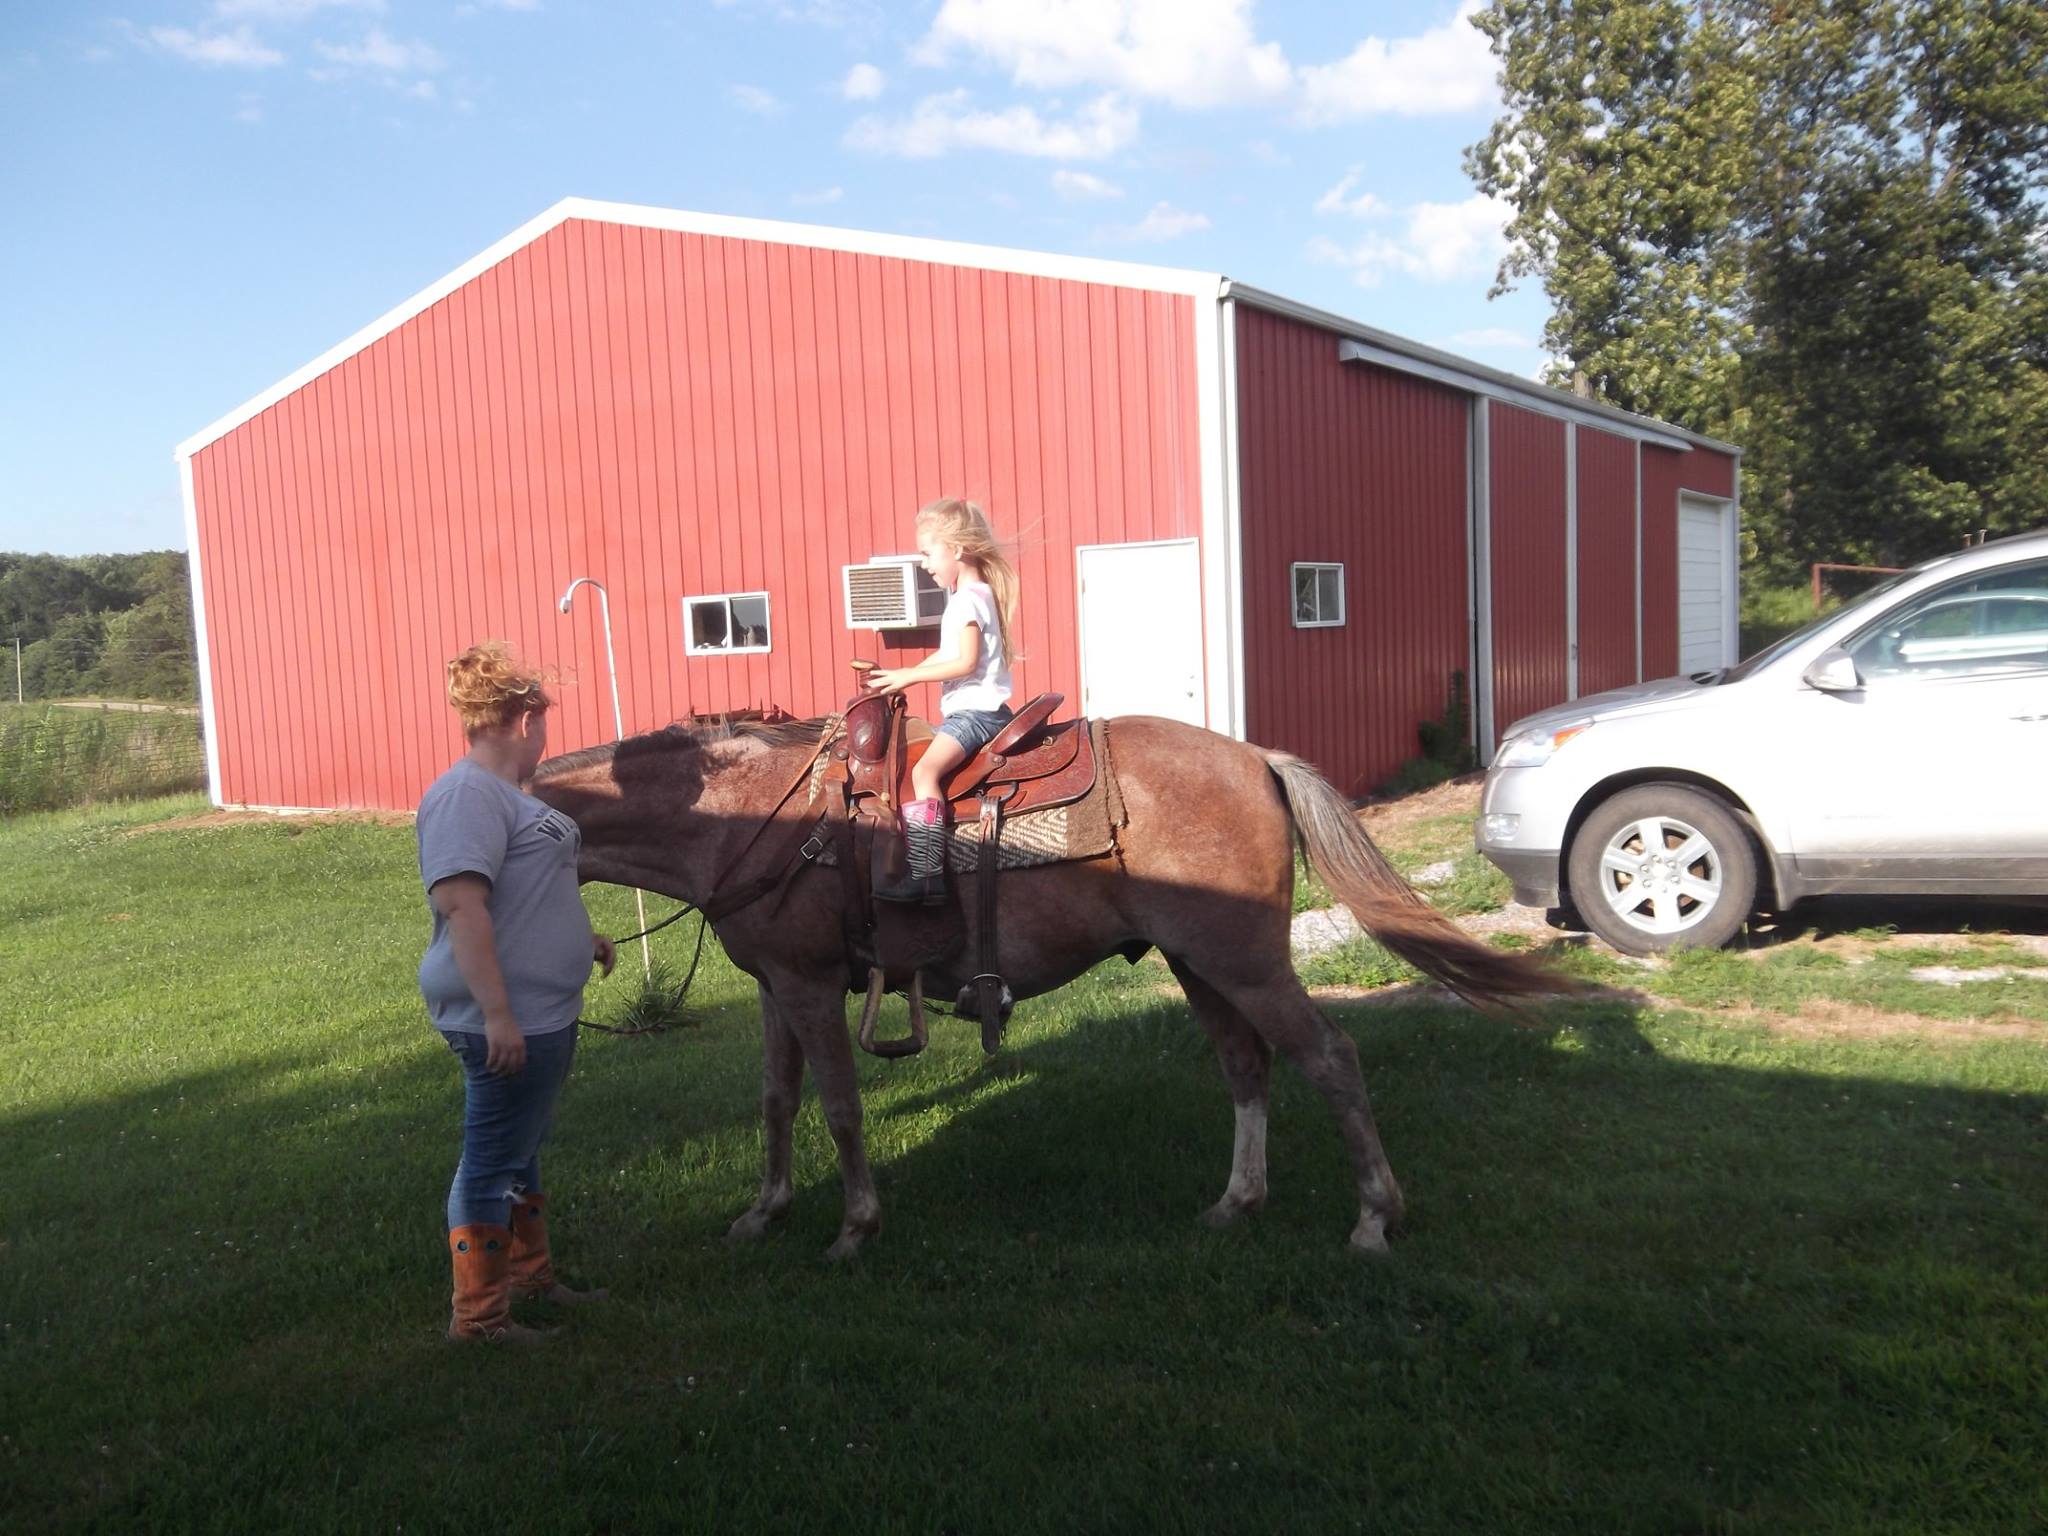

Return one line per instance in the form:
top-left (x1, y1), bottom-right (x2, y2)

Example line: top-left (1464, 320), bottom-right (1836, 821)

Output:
top-left (145, 25), bottom-right (284, 67)
top-left (916, 0), bottom-right (1289, 109)
top-left (846, 90), bottom-right (1136, 160)
top-left (214, 0), bottom-right (383, 17)
top-left (1297, 0), bottom-right (1496, 123)
top-left (234, 92), bottom-right (264, 121)
top-left (791, 186), bottom-right (845, 205)
top-left (1307, 193), bottom-right (1511, 286)
top-left (1051, 168), bottom-right (1122, 200)
top-left (731, 82), bottom-right (784, 115)
top-left (313, 30), bottom-right (443, 72)
top-left (842, 62), bottom-right (883, 99)
top-left (1313, 168), bottom-right (1387, 219)
top-left (1100, 201), bottom-right (1209, 242)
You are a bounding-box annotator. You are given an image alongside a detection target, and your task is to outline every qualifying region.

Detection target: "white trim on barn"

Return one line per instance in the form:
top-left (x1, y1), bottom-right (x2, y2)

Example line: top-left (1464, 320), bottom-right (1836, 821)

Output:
top-left (175, 197), bottom-right (1229, 463)
top-left (1210, 296), bottom-right (1247, 739)
top-left (1471, 398), bottom-right (1496, 761)
top-left (178, 452), bottom-right (223, 806)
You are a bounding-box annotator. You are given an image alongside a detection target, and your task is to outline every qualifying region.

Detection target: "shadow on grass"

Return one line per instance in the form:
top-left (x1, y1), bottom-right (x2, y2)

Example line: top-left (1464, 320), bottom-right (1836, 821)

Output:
top-left (5, 986), bottom-right (2045, 1533)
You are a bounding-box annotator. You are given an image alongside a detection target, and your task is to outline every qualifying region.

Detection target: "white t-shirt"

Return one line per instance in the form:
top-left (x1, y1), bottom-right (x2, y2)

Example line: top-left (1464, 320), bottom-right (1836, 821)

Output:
top-left (939, 579), bottom-right (1012, 716)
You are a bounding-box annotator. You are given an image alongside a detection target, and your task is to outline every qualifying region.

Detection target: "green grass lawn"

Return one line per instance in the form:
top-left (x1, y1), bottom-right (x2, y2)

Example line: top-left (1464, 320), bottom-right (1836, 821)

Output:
top-left (4, 797), bottom-right (2045, 1532)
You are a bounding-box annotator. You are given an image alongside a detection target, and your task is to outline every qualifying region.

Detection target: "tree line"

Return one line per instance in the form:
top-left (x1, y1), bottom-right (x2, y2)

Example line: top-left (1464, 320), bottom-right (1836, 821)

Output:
top-left (1, 552), bottom-right (197, 702)
top-left (1468, 0), bottom-right (2046, 580)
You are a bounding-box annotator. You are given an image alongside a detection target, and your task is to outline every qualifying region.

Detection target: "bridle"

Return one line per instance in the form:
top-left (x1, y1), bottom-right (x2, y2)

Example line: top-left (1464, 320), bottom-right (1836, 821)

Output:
top-left (579, 712), bottom-right (847, 1033)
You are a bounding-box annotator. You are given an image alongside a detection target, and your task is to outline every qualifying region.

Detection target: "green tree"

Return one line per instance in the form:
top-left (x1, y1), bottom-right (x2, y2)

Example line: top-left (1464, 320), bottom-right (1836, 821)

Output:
top-left (1467, 0), bottom-right (2048, 578)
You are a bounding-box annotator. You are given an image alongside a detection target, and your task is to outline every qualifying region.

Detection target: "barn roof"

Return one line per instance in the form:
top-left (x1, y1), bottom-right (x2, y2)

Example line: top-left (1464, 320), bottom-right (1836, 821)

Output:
top-left (175, 195), bottom-right (1737, 461)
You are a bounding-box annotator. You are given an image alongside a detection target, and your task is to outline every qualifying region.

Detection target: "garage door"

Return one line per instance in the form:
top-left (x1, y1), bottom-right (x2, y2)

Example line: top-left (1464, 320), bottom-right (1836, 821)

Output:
top-left (1678, 496), bottom-right (1730, 674)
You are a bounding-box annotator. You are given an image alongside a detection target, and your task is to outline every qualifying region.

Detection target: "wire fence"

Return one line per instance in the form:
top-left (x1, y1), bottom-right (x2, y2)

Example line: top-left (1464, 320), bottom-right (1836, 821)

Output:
top-left (0, 704), bottom-right (207, 816)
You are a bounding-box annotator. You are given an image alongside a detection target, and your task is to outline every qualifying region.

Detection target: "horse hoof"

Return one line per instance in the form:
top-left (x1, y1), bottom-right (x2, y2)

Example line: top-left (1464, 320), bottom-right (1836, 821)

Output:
top-left (1347, 1214), bottom-right (1393, 1254)
top-left (1198, 1196), bottom-right (1263, 1229)
top-left (726, 1209), bottom-right (778, 1243)
top-left (824, 1232), bottom-right (867, 1263)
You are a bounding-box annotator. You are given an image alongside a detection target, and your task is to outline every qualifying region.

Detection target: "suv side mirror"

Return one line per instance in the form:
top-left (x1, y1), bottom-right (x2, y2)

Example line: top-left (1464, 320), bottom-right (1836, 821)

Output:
top-left (1802, 647), bottom-right (1864, 693)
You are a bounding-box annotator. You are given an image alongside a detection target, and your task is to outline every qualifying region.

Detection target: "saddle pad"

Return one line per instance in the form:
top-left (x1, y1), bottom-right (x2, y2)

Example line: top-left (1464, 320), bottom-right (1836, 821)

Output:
top-left (820, 720), bottom-right (1126, 873)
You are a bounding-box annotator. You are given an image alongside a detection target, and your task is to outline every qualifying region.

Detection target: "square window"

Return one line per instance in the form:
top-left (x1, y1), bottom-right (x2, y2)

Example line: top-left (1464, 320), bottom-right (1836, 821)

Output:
top-left (1290, 563), bottom-right (1345, 628)
top-left (683, 592), bottom-right (771, 655)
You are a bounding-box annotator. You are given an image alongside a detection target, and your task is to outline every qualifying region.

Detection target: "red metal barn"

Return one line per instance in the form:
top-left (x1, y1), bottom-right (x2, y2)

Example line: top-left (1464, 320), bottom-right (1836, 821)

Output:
top-left (177, 199), bottom-right (1741, 811)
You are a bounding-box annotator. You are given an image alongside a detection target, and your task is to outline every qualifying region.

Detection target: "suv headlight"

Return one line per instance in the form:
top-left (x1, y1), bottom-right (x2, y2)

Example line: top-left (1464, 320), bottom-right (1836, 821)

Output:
top-left (1495, 722), bottom-right (1591, 768)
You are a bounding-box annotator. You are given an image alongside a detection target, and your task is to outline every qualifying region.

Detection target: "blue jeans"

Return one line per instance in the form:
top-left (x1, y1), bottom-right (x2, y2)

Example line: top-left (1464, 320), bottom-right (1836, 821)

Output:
top-left (936, 705), bottom-right (1012, 755)
top-left (440, 1025), bottom-right (578, 1230)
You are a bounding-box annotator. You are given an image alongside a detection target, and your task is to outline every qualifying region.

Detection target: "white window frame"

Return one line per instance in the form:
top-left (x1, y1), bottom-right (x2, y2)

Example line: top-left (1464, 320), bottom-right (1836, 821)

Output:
top-left (683, 591), bottom-right (772, 656)
top-left (1290, 562), bottom-right (1346, 629)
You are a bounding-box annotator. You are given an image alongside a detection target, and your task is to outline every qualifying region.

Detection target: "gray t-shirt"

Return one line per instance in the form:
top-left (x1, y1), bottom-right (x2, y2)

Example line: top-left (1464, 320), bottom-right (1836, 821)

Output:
top-left (416, 757), bottom-right (593, 1037)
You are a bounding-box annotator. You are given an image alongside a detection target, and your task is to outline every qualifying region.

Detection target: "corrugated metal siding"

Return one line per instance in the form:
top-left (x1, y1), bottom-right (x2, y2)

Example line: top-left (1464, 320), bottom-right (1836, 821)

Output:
top-left (190, 219), bottom-right (1203, 810)
top-left (1640, 444), bottom-right (1738, 678)
top-left (1575, 425), bottom-right (1639, 696)
top-left (1236, 306), bottom-right (1471, 798)
top-left (1489, 403), bottom-right (1569, 737)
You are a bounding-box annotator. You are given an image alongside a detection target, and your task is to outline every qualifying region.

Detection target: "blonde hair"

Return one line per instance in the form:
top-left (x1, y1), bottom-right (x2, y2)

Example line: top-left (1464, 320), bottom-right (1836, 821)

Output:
top-left (446, 642), bottom-right (552, 734)
top-left (917, 497), bottom-right (1021, 662)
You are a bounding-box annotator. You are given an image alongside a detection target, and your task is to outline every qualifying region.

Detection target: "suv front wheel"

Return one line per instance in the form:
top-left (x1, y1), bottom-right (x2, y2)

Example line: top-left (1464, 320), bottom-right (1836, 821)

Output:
top-left (1566, 785), bottom-right (1757, 956)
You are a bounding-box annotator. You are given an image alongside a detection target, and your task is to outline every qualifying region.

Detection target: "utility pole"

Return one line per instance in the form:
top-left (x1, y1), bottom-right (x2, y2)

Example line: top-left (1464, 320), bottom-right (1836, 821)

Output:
top-left (12, 637), bottom-right (20, 704)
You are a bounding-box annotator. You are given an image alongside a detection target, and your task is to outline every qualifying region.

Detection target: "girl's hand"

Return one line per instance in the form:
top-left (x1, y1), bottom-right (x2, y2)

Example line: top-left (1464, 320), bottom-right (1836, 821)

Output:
top-left (865, 667), bottom-right (912, 694)
top-left (593, 934), bottom-right (617, 976)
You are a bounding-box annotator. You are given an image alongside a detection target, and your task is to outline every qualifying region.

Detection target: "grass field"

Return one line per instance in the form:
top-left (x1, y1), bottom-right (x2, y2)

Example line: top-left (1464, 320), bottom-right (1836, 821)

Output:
top-left (4, 795), bottom-right (2045, 1532)
top-left (0, 702), bottom-right (205, 815)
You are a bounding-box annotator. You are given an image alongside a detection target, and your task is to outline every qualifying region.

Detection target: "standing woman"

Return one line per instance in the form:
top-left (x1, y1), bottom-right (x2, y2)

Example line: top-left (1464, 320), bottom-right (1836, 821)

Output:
top-left (417, 642), bottom-right (615, 1342)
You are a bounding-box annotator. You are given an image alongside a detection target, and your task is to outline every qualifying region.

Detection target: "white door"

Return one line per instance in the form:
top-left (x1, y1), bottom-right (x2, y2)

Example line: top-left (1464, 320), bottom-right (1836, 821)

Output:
top-left (1678, 496), bottom-right (1730, 674)
top-left (1077, 538), bottom-right (1205, 724)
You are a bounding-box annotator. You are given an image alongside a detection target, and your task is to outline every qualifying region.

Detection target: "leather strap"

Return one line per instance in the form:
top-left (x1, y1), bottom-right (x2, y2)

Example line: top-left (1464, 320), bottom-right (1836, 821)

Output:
top-left (973, 793), bottom-right (1006, 1052)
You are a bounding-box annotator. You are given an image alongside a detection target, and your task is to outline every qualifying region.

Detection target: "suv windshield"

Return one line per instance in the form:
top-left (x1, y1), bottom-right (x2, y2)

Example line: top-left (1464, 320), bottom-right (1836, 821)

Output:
top-left (1718, 564), bottom-right (1928, 684)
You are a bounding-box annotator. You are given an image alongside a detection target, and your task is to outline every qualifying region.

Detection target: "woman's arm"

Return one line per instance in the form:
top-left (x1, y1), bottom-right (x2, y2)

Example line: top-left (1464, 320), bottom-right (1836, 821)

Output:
top-left (868, 621), bottom-right (980, 694)
top-left (430, 874), bottom-right (527, 1076)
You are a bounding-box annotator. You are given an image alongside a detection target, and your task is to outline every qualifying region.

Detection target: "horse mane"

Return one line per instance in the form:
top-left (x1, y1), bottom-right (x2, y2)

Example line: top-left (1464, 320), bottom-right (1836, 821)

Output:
top-left (533, 714), bottom-right (830, 781)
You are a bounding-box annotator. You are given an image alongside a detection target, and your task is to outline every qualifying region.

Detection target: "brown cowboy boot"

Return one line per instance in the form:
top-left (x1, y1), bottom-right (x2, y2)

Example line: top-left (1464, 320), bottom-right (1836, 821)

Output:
top-left (446, 1224), bottom-right (548, 1343)
top-left (507, 1193), bottom-right (608, 1305)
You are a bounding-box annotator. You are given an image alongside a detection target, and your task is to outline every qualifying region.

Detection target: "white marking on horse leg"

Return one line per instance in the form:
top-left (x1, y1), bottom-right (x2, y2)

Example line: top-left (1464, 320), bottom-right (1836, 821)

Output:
top-left (1202, 1100), bottom-right (1269, 1226)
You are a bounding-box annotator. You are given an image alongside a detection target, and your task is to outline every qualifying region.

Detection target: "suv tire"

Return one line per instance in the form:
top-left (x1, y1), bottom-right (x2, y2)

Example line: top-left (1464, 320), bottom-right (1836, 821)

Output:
top-left (1567, 785), bottom-right (1756, 956)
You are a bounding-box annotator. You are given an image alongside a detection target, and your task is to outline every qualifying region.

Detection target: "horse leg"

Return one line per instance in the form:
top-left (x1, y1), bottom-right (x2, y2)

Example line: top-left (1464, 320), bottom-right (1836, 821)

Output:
top-left (1200, 963), bottom-right (1405, 1253)
top-left (777, 976), bottom-right (882, 1261)
top-left (727, 984), bottom-right (805, 1242)
top-left (1167, 958), bottom-right (1273, 1228)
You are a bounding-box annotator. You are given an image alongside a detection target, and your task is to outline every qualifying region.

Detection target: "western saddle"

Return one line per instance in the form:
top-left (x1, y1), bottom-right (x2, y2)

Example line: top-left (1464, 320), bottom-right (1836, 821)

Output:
top-left (825, 661), bottom-right (1097, 1059)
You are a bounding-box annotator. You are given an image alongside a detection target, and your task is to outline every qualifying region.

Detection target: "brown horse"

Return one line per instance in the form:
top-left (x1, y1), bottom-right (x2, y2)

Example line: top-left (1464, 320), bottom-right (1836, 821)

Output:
top-left (531, 714), bottom-right (1567, 1258)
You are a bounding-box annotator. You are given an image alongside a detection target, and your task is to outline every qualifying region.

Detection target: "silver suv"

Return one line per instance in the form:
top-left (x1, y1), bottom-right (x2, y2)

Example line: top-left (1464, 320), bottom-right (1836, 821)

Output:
top-left (1476, 529), bottom-right (2048, 954)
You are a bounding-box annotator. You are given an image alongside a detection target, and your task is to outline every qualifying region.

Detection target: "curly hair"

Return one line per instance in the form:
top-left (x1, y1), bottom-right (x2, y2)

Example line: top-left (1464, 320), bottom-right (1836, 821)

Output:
top-left (445, 642), bottom-right (552, 734)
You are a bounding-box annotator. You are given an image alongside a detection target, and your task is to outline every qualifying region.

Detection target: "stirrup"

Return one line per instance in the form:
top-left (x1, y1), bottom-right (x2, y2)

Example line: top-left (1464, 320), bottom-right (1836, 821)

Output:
top-left (857, 967), bottom-right (929, 1058)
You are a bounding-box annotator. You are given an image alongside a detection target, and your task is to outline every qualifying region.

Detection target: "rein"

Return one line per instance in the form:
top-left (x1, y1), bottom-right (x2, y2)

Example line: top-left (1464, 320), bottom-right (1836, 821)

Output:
top-left (579, 713), bottom-right (846, 1035)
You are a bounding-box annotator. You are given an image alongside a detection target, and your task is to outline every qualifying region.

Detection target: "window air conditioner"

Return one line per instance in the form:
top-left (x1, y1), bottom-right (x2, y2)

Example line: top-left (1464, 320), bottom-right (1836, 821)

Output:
top-left (842, 557), bottom-right (946, 629)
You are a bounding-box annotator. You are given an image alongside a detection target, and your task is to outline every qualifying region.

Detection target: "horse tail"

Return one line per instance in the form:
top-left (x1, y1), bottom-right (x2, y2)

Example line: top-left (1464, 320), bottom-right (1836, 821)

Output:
top-left (1262, 750), bottom-right (1577, 1011)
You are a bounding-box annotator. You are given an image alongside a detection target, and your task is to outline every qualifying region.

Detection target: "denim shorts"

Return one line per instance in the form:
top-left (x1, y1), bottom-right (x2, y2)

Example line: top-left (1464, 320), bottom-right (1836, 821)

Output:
top-left (936, 705), bottom-right (1013, 755)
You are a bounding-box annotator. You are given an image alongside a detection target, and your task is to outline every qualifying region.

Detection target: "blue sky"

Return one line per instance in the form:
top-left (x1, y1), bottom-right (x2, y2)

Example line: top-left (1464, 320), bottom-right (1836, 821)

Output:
top-left (0, 0), bottom-right (1551, 556)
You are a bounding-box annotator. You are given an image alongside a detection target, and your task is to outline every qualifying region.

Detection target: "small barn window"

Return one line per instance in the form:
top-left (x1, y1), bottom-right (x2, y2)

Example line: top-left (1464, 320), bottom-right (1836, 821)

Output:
top-left (1291, 563), bottom-right (1345, 628)
top-left (684, 592), bottom-right (771, 655)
